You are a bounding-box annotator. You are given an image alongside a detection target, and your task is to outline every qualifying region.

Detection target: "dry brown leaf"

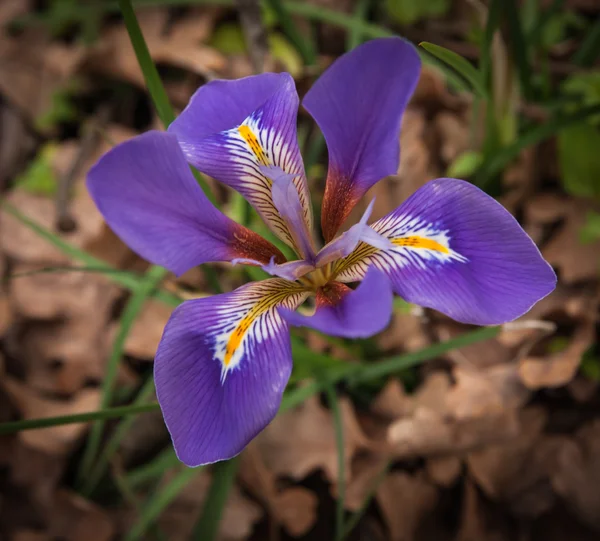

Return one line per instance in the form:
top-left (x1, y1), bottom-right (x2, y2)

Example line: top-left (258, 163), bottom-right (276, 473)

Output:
top-left (272, 488), bottom-right (318, 537)
top-left (527, 196), bottom-right (600, 283)
top-left (156, 468), bottom-right (262, 541)
top-left (89, 8), bottom-right (225, 95)
top-left (376, 471), bottom-right (438, 541)
top-left (436, 322), bottom-right (515, 368)
top-left (456, 478), bottom-right (511, 541)
top-left (466, 408), bottom-right (559, 518)
top-left (446, 364), bottom-right (530, 420)
top-left (15, 316), bottom-right (137, 396)
top-left (434, 111), bottom-right (470, 165)
top-left (46, 490), bottom-right (114, 541)
top-left (0, 256), bottom-right (11, 335)
top-left (10, 264), bottom-right (119, 321)
top-left (519, 318), bottom-right (595, 389)
top-left (0, 28), bottom-right (85, 121)
top-left (344, 454), bottom-right (389, 512)
top-left (370, 379), bottom-right (411, 420)
top-left (240, 444), bottom-right (317, 536)
top-left (386, 369), bottom-right (526, 459)
top-left (124, 299), bottom-right (173, 359)
top-left (12, 531), bottom-right (51, 541)
top-left (1, 126), bottom-right (135, 267)
top-left (2, 377), bottom-right (100, 454)
top-left (377, 311), bottom-right (430, 353)
top-left (425, 455), bottom-right (462, 487)
top-left (255, 395), bottom-right (369, 484)
top-left (551, 420), bottom-right (600, 532)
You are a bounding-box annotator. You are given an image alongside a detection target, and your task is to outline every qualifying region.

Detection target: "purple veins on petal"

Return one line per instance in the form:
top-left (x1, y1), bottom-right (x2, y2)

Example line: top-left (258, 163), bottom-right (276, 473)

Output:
top-left (303, 38), bottom-right (421, 241)
top-left (154, 279), bottom-right (309, 467)
top-left (316, 199), bottom-right (392, 267)
top-left (280, 267), bottom-right (393, 339)
top-left (261, 165), bottom-right (316, 260)
top-left (169, 73), bottom-right (312, 253)
top-left (334, 178), bottom-right (557, 325)
top-left (86, 130), bottom-right (284, 276)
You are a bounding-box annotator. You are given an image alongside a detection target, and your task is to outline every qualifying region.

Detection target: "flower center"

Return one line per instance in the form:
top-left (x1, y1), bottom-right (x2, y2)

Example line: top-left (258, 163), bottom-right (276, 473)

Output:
top-left (298, 263), bottom-right (334, 290)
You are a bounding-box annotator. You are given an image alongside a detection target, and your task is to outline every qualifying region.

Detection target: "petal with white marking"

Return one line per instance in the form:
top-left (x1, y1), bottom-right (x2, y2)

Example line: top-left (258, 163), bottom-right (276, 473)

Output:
top-left (155, 279), bottom-right (309, 466)
top-left (332, 178), bottom-right (556, 325)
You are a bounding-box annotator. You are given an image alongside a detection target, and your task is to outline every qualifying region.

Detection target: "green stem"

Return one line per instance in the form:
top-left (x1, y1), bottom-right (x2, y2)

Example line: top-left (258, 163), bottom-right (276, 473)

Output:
top-left (191, 458), bottom-right (240, 540)
top-left (82, 378), bottom-right (157, 496)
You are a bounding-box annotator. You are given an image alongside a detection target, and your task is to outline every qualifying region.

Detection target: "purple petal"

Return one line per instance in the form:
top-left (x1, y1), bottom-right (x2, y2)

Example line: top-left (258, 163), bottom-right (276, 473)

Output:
top-left (87, 131), bottom-right (284, 276)
top-left (261, 165), bottom-right (316, 260)
top-left (280, 268), bottom-right (393, 338)
top-left (169, 73), bottom-right (284, 140)
top-left (315, 199), bottom-right (392, 267)
top-left (335, 179), bottom-right (557, 325)
top-left (303, 38), bottom-right (421, 241)
top-left (155, 279), bottom-right (309, 466)
top-left (169, 73), bottom-right (312, 254)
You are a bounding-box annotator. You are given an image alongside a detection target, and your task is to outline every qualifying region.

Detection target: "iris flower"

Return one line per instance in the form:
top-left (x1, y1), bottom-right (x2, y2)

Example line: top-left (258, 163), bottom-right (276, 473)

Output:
top-left (87, 38), bottom-right (556, 467)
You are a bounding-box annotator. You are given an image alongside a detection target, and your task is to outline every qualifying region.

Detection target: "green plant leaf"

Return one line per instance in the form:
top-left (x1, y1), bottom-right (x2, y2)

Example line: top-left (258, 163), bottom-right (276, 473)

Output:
top-left (419, 42), bottom-right (487, 98)
top-left (385, 0), bottom-right (449, 25)
top-left (580, 212), bottom-right (600, 244)
top-left (447, 150), bottom-right (483, 179)
top-left (557, 123), bottom-right (600, 199)
top-left (13, 144), bottom-right (59, 196)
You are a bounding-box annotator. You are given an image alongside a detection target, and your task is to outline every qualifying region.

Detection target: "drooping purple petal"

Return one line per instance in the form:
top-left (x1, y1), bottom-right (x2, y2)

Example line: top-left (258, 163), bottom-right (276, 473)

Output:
top-left (334, 178), bottom-right (557, 325)
top-left (87, 131), bottom-right (285, 276)
top-left (155, 279), bottom-right (309, 466)
top-left (315, 199), bottom-right (392, 267)
top-left (169, 73), bottom-right (312, 255)
top-left (303, 38), bottom-right (421, 241)
top-left (280, 267), bottom-right (393, 338)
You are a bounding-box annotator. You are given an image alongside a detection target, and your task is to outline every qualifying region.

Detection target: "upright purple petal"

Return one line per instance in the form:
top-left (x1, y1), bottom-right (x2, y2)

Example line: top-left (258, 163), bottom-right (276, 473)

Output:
top-left (155, 279), bottom-right (309, 466)
top-left (87, 131), bottom-right (284, 276)
top-left (315, 199), bottom-right (392, 267)
top-left (280, 268), bottom-right (393, 338)
top-left (334, 179), bottom-right (557, 325)
top-left (169, 73), bottom-right (312, 255)
top-left (303, 38), bottom-right (421, 241)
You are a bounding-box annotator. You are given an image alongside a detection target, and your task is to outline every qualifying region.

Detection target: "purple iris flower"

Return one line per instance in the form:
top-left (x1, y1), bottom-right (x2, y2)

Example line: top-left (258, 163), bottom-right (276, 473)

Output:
top-left (87, 38), bottom-right (556, 467)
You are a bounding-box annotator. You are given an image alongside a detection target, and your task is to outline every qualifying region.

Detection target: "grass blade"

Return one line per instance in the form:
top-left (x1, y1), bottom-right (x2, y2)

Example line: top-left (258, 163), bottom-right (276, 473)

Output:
top-left (478, 103), bottom-right (600, 183)
top-left (502, 0), bottom-right (533, 101)
top-left (191, 458), bottom-right (240, 540)
top-left (118, 0), bottom-right (174, 126)
top-left (124, 466), bottom-right (201, 541)
top-left (342, 460), bottom-right (391, 538)
top-left (77, 265), bottom-right (168, 485)
top-left (127, 448), bottom-right (181, 489)
top-left (419, 42), bottom-right (487, 98)
top-left (83, 378), bottom-right (158, 495)
top-left (480, 0), bottom-right (504, 88)
top-left (346, 0), bottom-right (370, 50)
top-left (266, 0), bottom-right (317, 66)
top-left (1, 202), bottom-right (182, 306)
top-left (0, 403), bottom-right (159, 435)
top-left (573, 16), bottom-right (600, 67)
